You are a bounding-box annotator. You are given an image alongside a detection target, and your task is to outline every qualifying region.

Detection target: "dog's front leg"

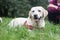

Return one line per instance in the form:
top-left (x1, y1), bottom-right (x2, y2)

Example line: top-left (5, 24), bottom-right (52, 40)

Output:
top-left (39, 19), bottom-right (45, 29)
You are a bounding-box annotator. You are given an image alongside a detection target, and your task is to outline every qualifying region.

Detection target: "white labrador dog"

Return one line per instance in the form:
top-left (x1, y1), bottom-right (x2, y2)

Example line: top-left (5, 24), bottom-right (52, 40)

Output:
top-left (0, 17), bottom-right (2, 23)
top-left (8, 6), bottom-right (48, 30)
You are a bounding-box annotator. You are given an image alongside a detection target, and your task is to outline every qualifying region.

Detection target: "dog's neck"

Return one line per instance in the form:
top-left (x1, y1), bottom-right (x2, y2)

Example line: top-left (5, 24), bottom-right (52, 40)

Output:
top-left (27, 17), bottom-right (42, 29)
top-left (28, 17), bottom-right (40, 27)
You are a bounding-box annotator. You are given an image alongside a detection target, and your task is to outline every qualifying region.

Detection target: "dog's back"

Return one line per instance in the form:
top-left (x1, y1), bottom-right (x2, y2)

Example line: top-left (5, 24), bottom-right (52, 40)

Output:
top-left (8, 18), bottom-right (27, 27)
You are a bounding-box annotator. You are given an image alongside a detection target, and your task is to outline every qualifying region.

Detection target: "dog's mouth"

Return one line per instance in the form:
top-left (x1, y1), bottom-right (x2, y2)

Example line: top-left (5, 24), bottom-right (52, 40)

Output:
top-left (34, 17), bottom-right (41, 22)
top-left (33, 15), bottom-right (42, 22)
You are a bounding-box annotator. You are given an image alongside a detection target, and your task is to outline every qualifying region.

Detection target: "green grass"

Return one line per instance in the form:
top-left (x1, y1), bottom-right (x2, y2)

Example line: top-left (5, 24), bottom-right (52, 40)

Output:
top-left (0, 17), bottom-right (60, 40)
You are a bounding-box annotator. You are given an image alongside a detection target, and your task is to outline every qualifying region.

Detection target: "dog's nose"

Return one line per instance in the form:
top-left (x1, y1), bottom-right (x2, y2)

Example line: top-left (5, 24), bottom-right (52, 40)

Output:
top-left (34, 15), bottom-right (38, 19)
top-left (34, 15), bottom-right (37, 17)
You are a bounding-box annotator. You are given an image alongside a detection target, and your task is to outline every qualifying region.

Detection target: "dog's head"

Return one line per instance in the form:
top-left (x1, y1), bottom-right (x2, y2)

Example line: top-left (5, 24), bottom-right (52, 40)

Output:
top-left (29, 6), bottom-right (48, 22)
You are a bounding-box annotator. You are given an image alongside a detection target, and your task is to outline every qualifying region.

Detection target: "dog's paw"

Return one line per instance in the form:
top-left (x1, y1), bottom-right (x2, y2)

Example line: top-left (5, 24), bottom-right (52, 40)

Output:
top-left (40, 27), bottom-right (45, 29)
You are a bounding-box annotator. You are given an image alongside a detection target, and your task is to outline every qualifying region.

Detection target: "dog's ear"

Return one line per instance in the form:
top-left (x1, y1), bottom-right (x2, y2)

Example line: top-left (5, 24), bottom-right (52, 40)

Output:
top-left (42, 7), bottom-right (48, 19)
top-left (28, 11), bottom-right (32, 18)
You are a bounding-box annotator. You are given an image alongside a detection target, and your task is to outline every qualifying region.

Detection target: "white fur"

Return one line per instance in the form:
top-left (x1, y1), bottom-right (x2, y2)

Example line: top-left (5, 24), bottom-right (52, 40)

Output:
top-left (29, 6), bottom-right (48, 28)
top-left (8, 17), bottom-right (32, 27)
top-left (0, 17), bottom-right (2, 23)
top-left (8, 6), bottom-right (48, 29)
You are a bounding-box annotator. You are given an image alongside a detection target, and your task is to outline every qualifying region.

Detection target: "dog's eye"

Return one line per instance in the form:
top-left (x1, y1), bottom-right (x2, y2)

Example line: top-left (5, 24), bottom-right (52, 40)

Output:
top-left (38, 10), bottom-right (41, 12)
top-left (32, 10), bottom-right (34, 12)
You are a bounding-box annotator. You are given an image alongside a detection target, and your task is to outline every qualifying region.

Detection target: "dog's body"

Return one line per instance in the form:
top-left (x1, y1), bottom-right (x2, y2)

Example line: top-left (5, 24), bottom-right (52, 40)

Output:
top-left (0, 17), bottom-right (2, 23)
top-left (8, 6), bottom-right (48, 30)
top-left (8, 17), bottom-right (45, 29)
top-left (8, 18), bottom-right (32, 28)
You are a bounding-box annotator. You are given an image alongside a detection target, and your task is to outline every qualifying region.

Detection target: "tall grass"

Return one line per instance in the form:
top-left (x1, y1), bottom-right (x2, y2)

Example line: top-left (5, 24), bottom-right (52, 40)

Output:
top-left (0, 17), bottom-right (60, 40)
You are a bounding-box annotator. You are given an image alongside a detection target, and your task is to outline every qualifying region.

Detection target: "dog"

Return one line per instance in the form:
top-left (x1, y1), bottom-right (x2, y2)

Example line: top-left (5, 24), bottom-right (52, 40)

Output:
top-left (8, 6), bottom-right (48, 30)
top-left (0, 17), bottom-right (2, 23)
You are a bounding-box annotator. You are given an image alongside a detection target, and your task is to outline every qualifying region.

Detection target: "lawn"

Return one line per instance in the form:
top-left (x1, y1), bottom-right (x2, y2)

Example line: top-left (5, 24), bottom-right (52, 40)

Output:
top-left (0, 17), bottom-right (60, 40)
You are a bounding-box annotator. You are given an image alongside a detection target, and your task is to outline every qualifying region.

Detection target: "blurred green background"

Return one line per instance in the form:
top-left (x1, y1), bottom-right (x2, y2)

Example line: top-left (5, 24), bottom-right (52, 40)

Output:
top-left (0, 0), bottom-right (48, 17)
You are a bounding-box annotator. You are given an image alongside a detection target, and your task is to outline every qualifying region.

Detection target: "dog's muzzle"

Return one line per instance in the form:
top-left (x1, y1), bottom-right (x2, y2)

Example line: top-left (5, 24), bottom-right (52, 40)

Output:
top-left (34, 15), bottom-right (41, 22)
top-left (34, 15), bottom-right (38, 19)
